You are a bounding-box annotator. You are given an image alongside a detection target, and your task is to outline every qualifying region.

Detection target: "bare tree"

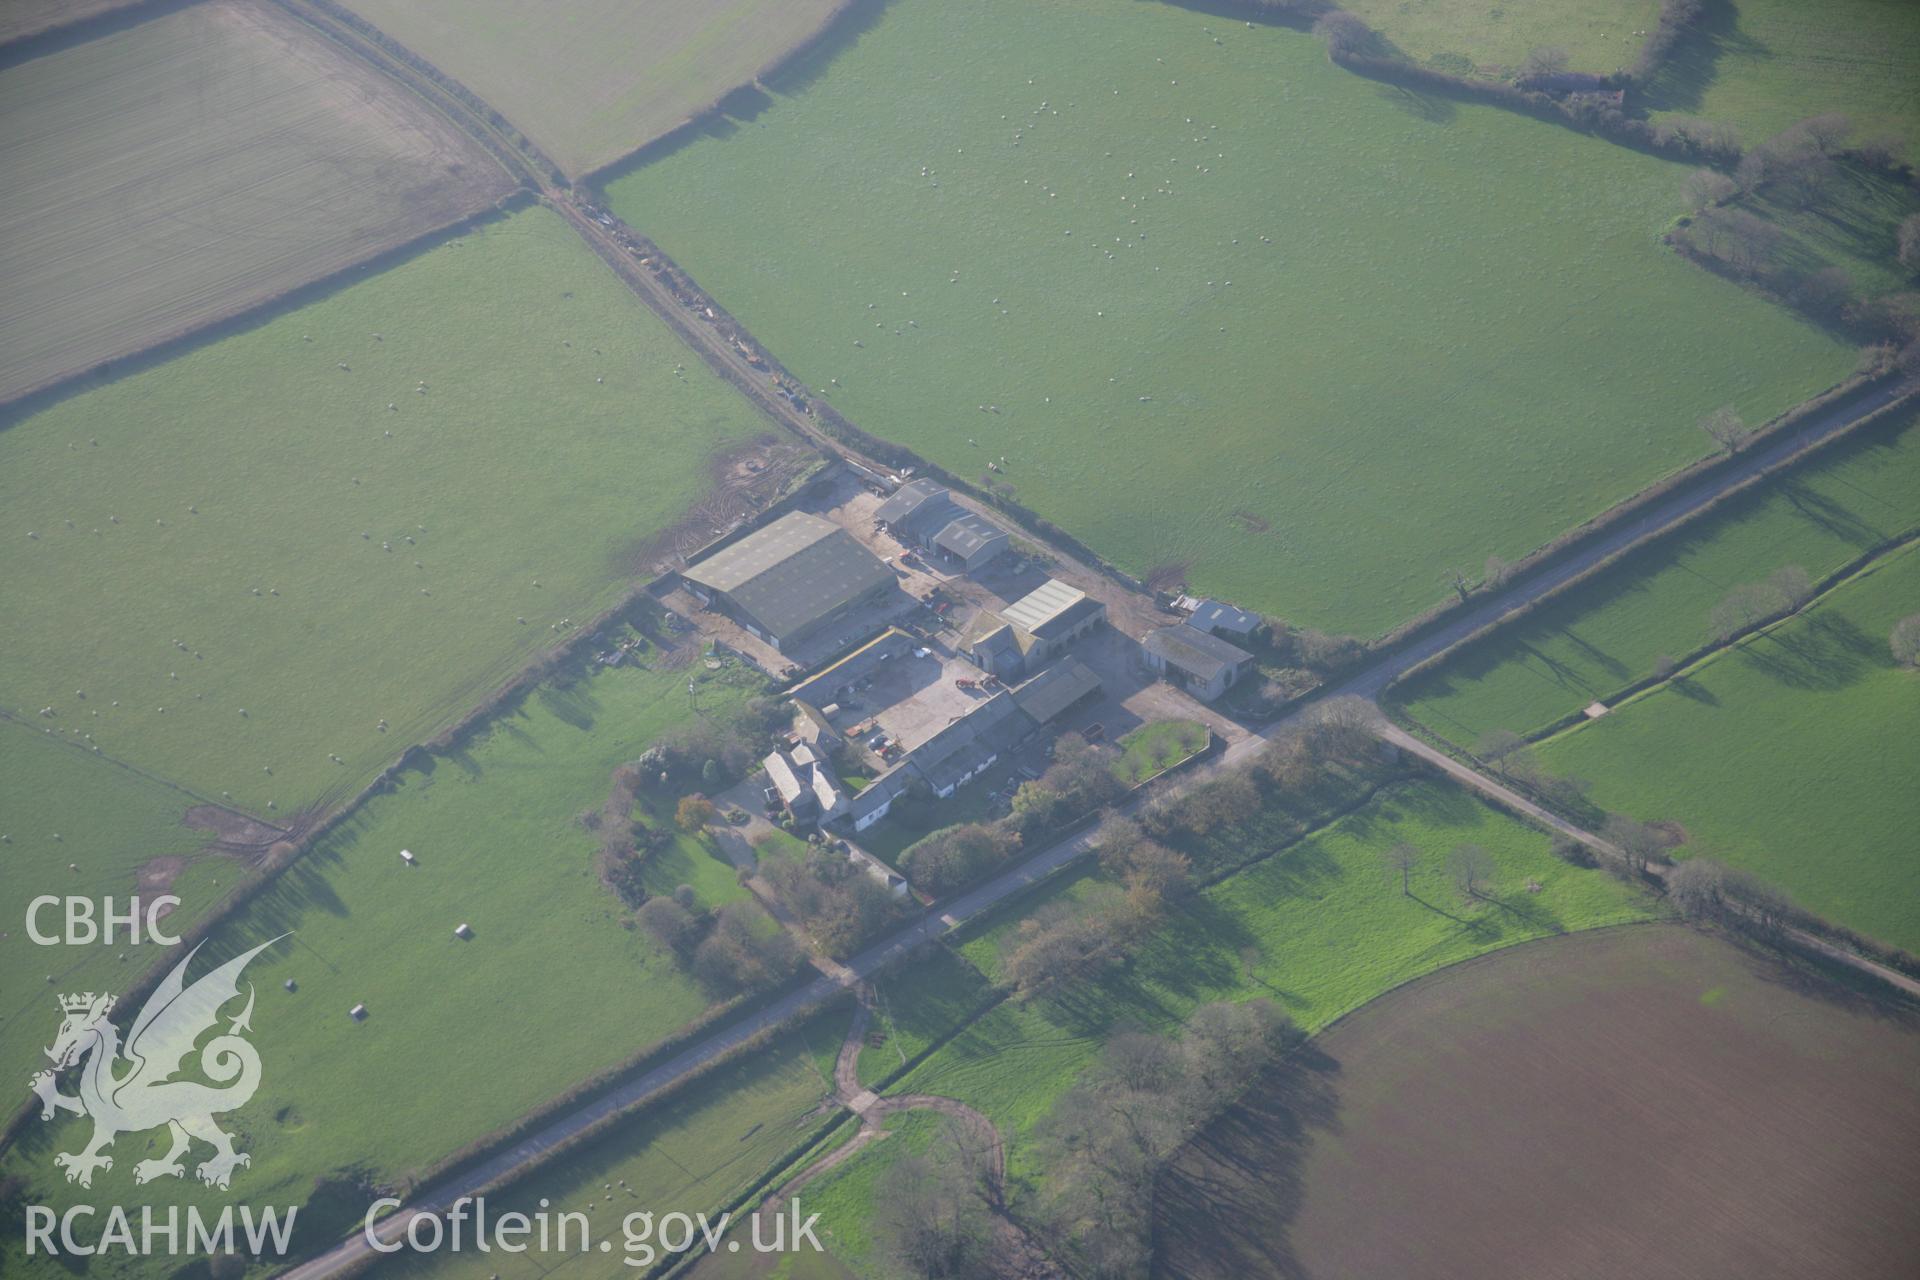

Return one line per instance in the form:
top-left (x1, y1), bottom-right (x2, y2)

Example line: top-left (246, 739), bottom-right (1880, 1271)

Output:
top-left (1477, 728), bottom-right (1524, 764)
top-left (1442, 566), bottom-right (1472, 602)
top-left (1383, 841), bottom-right (1419, 894)
top-left (1800, 112), bottom-right (1853, 154)
top-left (1483, 555), bottom-right (1512, 589)
top-left (1710, 582), bottom-right (1777, 640)
top-left (1518, 46), bottom-right (1570, 80)
top-left (1312, 10), bottom-right (1377, 59)
top-left (1775, 152), bottom-right (1839, 209)
top-left (1698, 404), bottom-right (1750, 454)
top-left (1681, 167), bottom-right (1736, 209)
top-left (1448, 843), bottom-right (1495, 899)
top-left (1766, 564), bottom-right (1814, 611)
top-left (1790, 265), bottom-right (1854, 316)
top-left (1899, 214), bottom-right (1920, 274)
top-left (1891, 613), bottom-right (1920, 668)
top-left (1602, 813), bottom-right (1670, 876)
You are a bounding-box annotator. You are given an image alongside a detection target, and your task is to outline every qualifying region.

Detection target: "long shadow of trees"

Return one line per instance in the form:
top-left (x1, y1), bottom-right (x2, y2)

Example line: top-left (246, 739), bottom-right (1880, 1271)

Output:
top-left (1152, 1043), bottom-right (1343, 1280)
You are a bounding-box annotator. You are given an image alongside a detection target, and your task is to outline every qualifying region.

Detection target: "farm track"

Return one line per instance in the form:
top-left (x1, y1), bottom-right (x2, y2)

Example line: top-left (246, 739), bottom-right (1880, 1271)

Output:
top-left (751, 984), bottom-right (1064, 1279)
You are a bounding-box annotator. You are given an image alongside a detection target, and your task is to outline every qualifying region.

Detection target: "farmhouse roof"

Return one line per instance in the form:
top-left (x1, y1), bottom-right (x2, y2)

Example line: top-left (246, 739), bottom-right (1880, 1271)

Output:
top-left (1002, 579), bottom-right (1099, 638)
top-left (763, 750), bottom-right (808, 805)
top-left (1143, 623), bottom-right (1255, 682)
top-left (1010, 657), bottom-right (1102, 724)
top-left (684, 512), bottom-right (892, 640)
top-left (1189, 599), bottom-right (1264, 639)
top-left (932, 511), bottom-right (1008, 562)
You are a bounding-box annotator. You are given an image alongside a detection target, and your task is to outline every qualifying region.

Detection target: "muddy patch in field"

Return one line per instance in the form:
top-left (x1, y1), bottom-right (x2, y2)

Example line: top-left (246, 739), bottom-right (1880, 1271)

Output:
top-left (184, 803), bottom-right (284, 851)
top-left (618, 435), bottom-right (821, 577)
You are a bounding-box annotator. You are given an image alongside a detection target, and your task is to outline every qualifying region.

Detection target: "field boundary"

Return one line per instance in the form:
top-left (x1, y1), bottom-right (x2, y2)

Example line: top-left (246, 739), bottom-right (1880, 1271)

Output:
top-left (575, 0), bottom-right (880, 190)
top-left (1461, 528), bottom-right (1920, 747)
top-left (0, 0), bottom-right (182, 63)
top-left (1528, 534), bottom-right (1920, 753)
top-left (0, 192), bottom-right (532, 425)
top-left (1385, 382), bottom-right (1918, 698)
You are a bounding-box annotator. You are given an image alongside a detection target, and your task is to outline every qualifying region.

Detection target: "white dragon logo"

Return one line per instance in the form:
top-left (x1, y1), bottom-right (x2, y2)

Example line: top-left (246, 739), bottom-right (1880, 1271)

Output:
top-left (29, 936), bottom-right (284, 1190)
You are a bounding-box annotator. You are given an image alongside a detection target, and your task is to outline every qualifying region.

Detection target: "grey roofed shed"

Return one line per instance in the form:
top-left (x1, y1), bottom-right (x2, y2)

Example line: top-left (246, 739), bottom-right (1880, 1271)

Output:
top-left (1009, 657), bottom-right (1102, 724)
top-left (874, 479), bottom-right (958, 537)
top-left (683, 511), bottom-right (893, 645)
top-left (1142, 623), bottom-right (1255, 682)
top-left (931, 511), bottom-right (1009, 566)
top-left (1188, 599), bottom-right (1265, 641)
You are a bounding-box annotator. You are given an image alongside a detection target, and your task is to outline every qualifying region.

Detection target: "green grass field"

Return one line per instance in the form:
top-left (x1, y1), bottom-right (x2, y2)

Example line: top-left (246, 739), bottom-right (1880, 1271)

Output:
top-left (1644, 0), bottom-right (1920, 160)
top-left (855, 944), bottom-right (995, 1088)
top-left (1538, 542), bottom-right (1920, 953)
top-left (0, 718), bottom-right (229, 1094)
top-left (1730, 164), bottom-right (1920, 297)
top-left (0, 0), bottom-right (510, 401)
top-left (0, 655), bottom-right (770, 1278)
top-left (384, 1001), bottom-right (853, 1280)
top-left (789, 779), bottom-right (1657, 1273)
top-left (1, 205), bottom-right (770, 817)
top-left (1113, 718), bottom-right (1208, 784)
top-left (606, 0), bottom-right (1851, 637)
top-left (1340, 0), bottom-right (1658, 73)
top-left (339, 0), bottom-right (848, 177)
top-left (1395, 400), bottom-right (1920, 743)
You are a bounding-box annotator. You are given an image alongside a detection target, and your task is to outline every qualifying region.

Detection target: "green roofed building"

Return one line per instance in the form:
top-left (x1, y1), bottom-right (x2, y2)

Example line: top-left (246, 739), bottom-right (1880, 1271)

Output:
top-left (682, 511), bottom-right (895, 650)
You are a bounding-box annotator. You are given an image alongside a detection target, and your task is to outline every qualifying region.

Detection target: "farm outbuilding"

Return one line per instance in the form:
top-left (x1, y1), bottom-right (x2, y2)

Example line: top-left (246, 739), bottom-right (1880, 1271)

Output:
top-left (964, 579), bottom-right (1106, 679)
top-left (1009, 656), bottom-right (1103, 725)
top-left (875, 479), bottom-right (1010, 571)
top-left (681, 511), bottom-right (895, 651)
top-left (930, 511), bottom-right (1010, 572)
top-left (1187, 599), bottom-right (1267, 645)
top-left (1142, 623), bottom-right (1256, 702)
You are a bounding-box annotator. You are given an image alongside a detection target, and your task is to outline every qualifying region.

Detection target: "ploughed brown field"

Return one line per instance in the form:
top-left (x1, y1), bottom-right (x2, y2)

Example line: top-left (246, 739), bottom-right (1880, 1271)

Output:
top-left (1156, 925), bottom-right (1920, 1280)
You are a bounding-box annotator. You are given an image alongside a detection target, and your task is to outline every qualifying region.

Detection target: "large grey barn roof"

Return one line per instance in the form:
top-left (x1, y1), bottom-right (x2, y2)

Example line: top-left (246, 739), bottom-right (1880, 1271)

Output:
top-left (1143, 623), bottom-right (1254, 682)
top-left (932, 511), bottom-right (1007, 561)
top-left (684, 512), bottom-right (892, 640)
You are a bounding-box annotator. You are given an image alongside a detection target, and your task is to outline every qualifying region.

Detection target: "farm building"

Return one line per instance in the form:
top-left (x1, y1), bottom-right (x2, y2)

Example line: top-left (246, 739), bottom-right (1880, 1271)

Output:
top-left (930, 510), bottom-right (1010, 572)
top-left (763, 743), bottom-right (846, 825)
top-left (874, 478), bottom-right (956, 537)
top-left (1187, 599), bottom-right (1267, 645)
top-left (874, 479), bottom-right (1010, 571)
top-left (1142, 624), bottom-right (1256, 701)
top-left (962, 579), bottom-right (1107, 679)
top-left (682, 511), bottom-right (895, 651)
top-left (1009, 656), bottom-right (1103, 726)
